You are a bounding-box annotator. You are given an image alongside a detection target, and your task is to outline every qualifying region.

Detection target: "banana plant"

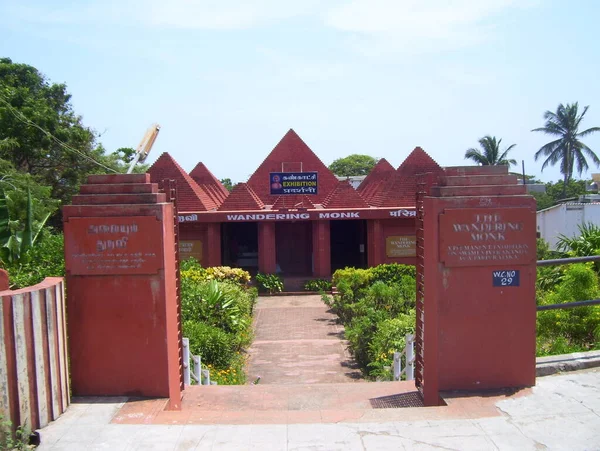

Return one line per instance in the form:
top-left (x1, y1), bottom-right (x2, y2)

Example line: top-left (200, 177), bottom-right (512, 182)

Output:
top-left (0, 187), bottom-right (51, 264)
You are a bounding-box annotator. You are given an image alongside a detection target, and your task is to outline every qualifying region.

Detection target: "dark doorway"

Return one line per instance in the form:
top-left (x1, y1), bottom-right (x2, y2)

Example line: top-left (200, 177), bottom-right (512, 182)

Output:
top-left (221, 222), bottom-right (258, 272)
top-left (275, 222), bottom-right (313, 275)
top-left (330, 220), bottom-right (367, 272)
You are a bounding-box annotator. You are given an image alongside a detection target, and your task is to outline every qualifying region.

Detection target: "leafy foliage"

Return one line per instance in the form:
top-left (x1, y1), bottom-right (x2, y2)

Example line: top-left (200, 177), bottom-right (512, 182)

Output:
top-left (304, 279), bottom-right (332, 292)
top-left (532, 102), bottom-right (600, 196)
top-left (326, 264), bottom-right (416, 379)
top-left (328, 154), bottom-right (378, 176)
top-left (180, 259), bottom-right (256, 384)
top-left (255, 272), bottom-right (284, 293)
top-left (220, 178), bottom-right (233, 191)
top-left (464, 135), bottom-right (517, 166)
top-left (537, 264), bottom-right (600, 356)
top-left (2, 231), bottom-right (65, 289)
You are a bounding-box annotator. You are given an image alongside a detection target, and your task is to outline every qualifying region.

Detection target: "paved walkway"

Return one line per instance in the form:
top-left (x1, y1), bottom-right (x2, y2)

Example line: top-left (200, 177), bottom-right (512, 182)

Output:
top-left (36, 368), bottom-right (600, 450)
top-left (245, 295), bottom-right (362, 384)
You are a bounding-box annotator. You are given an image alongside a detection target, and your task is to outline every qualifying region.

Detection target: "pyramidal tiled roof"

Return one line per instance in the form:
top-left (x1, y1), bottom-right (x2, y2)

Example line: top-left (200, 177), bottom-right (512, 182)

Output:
top-left (368, 148), bottom-right (443, 208)
top-left (323, 180), bottom-right (369, 209)
top-left (271, 195), bottom-right (315, 210)
top-left (218, 183), bottom-right (264, 211)
top-left (247, 129), bottom-right (339, 205)
top-left (358, 158), bottom-right (395, 204)
top-left (190, 162), bottom-right (229, 203)
top-left (147, 153), bottom-right (217, 211)
top-left (397, 147), bottom-right (443, 176)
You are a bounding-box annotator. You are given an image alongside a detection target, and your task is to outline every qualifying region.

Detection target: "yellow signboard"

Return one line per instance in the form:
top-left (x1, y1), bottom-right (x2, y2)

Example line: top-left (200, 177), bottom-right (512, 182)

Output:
top-left (386, 236), bottom-right (416, 258)
top-left (179, 240), bottom-right (203, 263)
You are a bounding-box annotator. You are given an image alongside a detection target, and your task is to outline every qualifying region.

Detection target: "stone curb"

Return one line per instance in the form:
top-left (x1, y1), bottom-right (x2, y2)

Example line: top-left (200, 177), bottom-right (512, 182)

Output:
top-left (536, 350), bottom-right (600, 377)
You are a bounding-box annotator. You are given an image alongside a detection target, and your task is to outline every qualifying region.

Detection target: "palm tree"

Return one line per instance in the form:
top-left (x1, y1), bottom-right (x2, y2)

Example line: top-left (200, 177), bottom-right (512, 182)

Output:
top-left (532, 102), bottom-right (600, 197)
top-left (464, 136), bottom-right (517, 166)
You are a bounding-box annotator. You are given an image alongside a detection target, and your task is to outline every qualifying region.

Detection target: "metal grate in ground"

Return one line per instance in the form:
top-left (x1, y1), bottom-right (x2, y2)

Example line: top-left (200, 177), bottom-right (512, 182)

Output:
top-left (370, 392), bottom-right (424, 409)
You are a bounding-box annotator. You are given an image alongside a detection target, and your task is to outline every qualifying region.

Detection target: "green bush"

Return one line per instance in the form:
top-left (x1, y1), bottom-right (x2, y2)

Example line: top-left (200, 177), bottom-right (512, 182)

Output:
top-left (255, 272), bottom-right (284, 293)
top-left (330, 264), bottom-right (417, 378)
top-left (180, 258), bottom-right (256, 384)
top-left (367, 312), bottom-right (416, 380)
top-left (183, 320), bottom-right (236, 368)
top-left (537, 264), bottom-right (600, 356)
top-left (304, 279), bottom-right (332, 292)
top-left (3, 231), bottom-right (65, 289)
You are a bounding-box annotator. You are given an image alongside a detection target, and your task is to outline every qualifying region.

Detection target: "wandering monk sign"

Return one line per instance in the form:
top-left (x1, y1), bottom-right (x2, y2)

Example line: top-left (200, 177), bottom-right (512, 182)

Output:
top-left (270, 172), bottom-right (318, 195)
top-left (439, 208), bottom-right (535, 267)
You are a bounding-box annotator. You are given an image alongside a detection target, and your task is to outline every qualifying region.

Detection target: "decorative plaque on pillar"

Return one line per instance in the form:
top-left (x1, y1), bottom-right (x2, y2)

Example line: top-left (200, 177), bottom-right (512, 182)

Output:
top-left (64, 216), bottom-right (163, 275)
top-left (439, 208), bottom-right (535, 268)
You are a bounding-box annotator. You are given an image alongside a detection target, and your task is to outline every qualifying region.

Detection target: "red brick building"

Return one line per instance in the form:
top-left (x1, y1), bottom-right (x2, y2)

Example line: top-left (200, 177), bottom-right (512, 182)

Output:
top-left (148, 129), bottom-right (444, 277)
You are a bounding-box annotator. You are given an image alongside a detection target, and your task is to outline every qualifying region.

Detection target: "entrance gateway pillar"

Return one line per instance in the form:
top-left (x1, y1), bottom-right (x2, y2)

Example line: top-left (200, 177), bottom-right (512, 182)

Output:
top-left (63, 174), bottom-right (182, 409)
top-left (416, 166), bottom-right (537, 406)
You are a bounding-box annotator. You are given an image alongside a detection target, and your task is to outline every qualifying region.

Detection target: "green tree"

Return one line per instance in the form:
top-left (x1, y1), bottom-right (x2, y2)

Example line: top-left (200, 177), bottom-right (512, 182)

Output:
top-left (329, 154), bottom-right (378, 176)
top-left (532, 102), bottom-right (600, 197)
top-left (220, 178), bottom-right (233, 191)
top-left (0, 58), bottom-right (118, 215)
top-left (464, 136), bottom-right (517, 166)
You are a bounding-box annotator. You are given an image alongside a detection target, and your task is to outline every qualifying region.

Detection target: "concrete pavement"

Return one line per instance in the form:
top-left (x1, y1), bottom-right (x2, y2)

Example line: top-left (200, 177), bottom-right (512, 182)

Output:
top-left (36, 367), bottom-right (600, 450)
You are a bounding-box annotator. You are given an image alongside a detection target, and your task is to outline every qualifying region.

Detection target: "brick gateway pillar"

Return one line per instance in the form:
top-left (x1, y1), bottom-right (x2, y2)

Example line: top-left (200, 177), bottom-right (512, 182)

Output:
top-left (63, 174), bottom-right (182, 409)
top-left (415, 166), bottom-right (537, 406)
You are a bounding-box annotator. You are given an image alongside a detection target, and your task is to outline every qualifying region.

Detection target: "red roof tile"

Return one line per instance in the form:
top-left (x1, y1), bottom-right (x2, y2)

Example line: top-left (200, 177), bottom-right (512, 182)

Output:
top-left (368, 148), bottom-right (443, 208)
top-left (271, 195), bottom-right (315, 210)
top-left (323, 180), bottom-right (369, 209)
top-left (147, 153), bottom-right (217, 211)
top-left (190, 162), bottom-right (229, 203)
top-left (247, 129), bottom-right (339, 205)
top-left (358, 158), bottom-right (395, 203)
top-left (218, 183), bottom-right (264, 211)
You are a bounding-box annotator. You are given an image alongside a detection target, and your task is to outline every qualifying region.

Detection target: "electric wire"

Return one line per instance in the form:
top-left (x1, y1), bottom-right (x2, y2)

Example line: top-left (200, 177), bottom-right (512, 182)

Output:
top-left (0, 95), bottom-right (118, 173)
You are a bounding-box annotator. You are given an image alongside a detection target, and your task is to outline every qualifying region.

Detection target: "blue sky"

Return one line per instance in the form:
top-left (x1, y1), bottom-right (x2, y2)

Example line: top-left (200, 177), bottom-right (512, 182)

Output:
top-left (2, 0), bottom-right (600, 184)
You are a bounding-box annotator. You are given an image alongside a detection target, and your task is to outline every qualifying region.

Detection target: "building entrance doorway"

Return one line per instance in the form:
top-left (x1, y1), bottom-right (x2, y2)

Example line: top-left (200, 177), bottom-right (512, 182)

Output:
top-left (330, 220), bottom-right (367, 272)
top-left (275, 221), bottom-right (313, 275)
top-left (221, 222), bottom-right (259, 272)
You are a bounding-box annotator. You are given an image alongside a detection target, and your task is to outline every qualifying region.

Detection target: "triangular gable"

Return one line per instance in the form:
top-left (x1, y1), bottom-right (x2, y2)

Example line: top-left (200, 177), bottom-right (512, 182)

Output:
top-left (247, 129), bottom-right (339, 205)
top-left (323, 180), bottom-right (369, 209)
top-left (271, 195), bottom-right (315, 210)
top-left (147, 152), bottom-right (217, 211)
top-left (190, 162), bottom-right (229, 201)
top-left (368, 148), bottom-right (443, 208)
top-left (397, 147), bottom-right (443, 176)
top-left (218, 183), bottom-right (264, 211)
top-left (357, 158), bottom-right (395, 193)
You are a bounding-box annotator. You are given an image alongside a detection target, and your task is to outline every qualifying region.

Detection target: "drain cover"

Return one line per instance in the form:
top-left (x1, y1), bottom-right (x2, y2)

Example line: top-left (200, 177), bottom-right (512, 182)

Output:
top-left (370, 392), bottom-right (424, 409)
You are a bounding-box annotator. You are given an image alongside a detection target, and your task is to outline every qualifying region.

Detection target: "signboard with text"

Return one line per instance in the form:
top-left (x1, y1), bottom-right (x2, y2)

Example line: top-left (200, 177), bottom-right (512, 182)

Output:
top-left (386, 235), bottom-right (417, 258)
top-left (439, 208), bottom-right (535, 267)
top-left (179, 240), bottom-right (203, 263)
top-left (270, 172), bottom-right (318, 195)
top-left (64, 216), bottom-right (163, 275)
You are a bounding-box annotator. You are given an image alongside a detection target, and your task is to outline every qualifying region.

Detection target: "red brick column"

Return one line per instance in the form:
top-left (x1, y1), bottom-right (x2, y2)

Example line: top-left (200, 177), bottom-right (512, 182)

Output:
top-left (0, 269), bottom-right (8, 291)
top-left (205, 223), bottom-right (222, 267)
top-left (367, 219), bottom-right (384, 267)
top-left (63, 174), bottom-right (181, 410)
top-left (312, 220), bottom-right (331, 278)
top-left (258, 222), bottom-right (276, 274)
top-left (419, 166), bottom-right (537, 405)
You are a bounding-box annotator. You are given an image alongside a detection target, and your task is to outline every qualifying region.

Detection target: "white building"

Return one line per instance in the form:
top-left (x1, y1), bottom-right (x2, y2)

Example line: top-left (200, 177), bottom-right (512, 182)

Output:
top-left (537, 199), bottom-right (600, 250)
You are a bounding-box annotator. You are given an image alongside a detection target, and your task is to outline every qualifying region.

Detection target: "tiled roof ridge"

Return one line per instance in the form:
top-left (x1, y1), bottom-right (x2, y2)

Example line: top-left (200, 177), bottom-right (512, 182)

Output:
top-left (218, 182), bottom-right (264, 211)
top-left (323, 180), bottom-right (369, 209)
top-left (147, 152), bottom-right (217, 211)
top-left (190, 162), bottom-right (229, 199)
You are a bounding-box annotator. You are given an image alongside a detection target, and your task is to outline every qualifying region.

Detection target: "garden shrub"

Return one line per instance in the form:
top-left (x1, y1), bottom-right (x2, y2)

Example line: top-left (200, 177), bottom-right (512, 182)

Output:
top-left (537, 264), bottom-right (600, 356)
top-left (182, 320), bottom-right (236, 368)
top-left (255, 272), bottom-right (284, 293)
top-left (3, 231), bottom-right (65, 289)
top-left (180, 258), bottom-right (256, 384)
top-left (329, 264), bottom-right (417, 378)
top-left (304, 278), bottom-right (332, 292)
